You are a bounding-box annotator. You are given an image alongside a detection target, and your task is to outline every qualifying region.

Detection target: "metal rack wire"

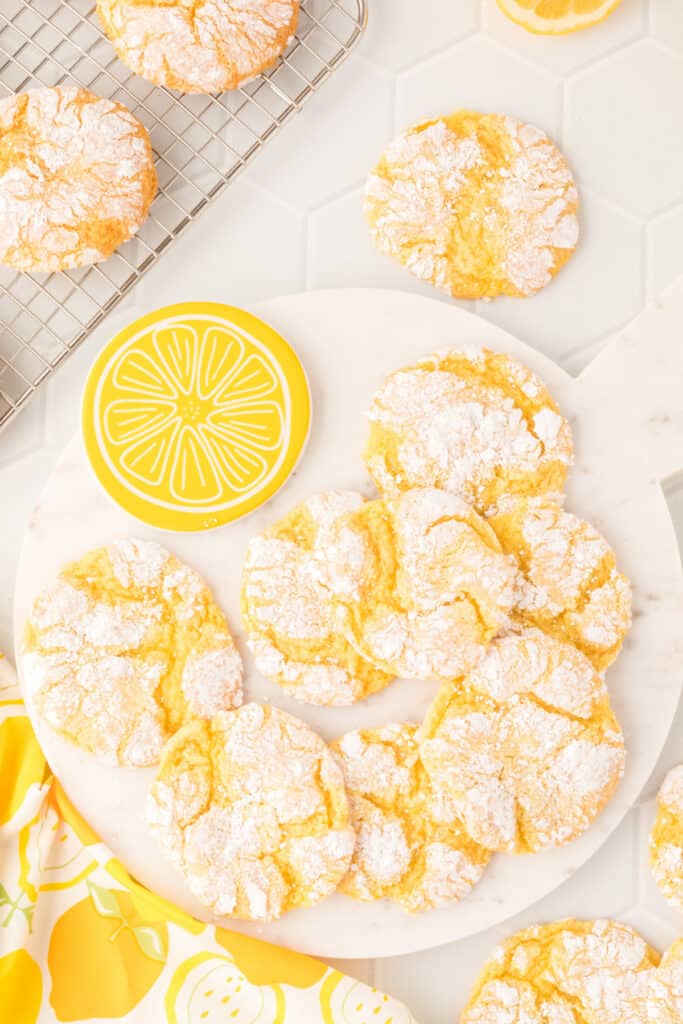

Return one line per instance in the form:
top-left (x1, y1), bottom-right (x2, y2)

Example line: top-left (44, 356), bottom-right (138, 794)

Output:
top-left (0, 0), bottom-right (367, 433)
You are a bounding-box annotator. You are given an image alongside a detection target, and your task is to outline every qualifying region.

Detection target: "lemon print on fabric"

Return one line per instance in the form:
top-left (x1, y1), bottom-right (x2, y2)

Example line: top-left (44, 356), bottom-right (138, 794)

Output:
top-left (321, 974), bottom-right (416, 1024)
top-left (82, 303), bottom-right (311, 532)
top-left (0, 714), bottom-right (45, 826)
top-left (215, 929), bottom-right (326, 989)
top-left (166, 952), bottom-right (282, 1024)
top-left (18, 788), bottom-right (98, 903)
top-left (48, 880), bottom-right (167, 1021)
top-left (0, 949), bottom-right (42, 1024)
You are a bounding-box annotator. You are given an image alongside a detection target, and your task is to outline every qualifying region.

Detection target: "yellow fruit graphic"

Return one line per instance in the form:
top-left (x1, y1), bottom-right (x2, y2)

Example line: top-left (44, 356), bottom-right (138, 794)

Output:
top-left (105, 856), bottom-right (205, 936)
top-left (18, 789), bottom-right (98, 903)
top-left (0, 715), bottom-right (45, 826)
top-left (215, 929), bottom-right (327, 988)
top-left (0, 949), bottom-right (42, 1024)
top-left (48, 881), bottom-right (167, 1020)
top-left (496, 0), bottom-right (623, 34)
top-left (165, 952), bottom-right (283, 1024)
top-left (82, 303), bottom-right (311, 532)
top-left (321, 974), bottom-right (415, 1024)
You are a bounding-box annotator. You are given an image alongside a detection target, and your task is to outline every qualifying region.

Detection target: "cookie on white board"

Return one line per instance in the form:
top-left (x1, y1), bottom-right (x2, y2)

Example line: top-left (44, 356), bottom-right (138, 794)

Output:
top-left (22, 539), bottom-right (242, 767)
top-left (147, 704), bottom-right (355, 921)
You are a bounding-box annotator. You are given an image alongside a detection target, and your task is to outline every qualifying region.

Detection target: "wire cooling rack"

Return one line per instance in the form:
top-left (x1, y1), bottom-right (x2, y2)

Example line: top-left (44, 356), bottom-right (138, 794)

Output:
top-left (0, 0), bottom-right (367, 433)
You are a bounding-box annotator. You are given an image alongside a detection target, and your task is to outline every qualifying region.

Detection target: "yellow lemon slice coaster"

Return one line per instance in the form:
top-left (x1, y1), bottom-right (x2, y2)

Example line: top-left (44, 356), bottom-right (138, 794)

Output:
top-left (82, 303), bottom-right (311, 532)
top-left (497, 0), bottom-right (624, 36)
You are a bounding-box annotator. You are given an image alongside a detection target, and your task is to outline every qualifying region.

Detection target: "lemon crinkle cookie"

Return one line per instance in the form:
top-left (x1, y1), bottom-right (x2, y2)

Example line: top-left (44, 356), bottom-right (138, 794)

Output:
top-left (241, 491), bottom-right (393, 706)
top-left (650, 765), bottom-right (683, 913)
top-left (332, 723), bottom-right (490, 913)
top-left (490, 495), bottom-right (632, 669)
top-left (22, 539), bottom-right (243, 767)
top-left (97, 0), bottom-right (299, 94)
top-left (0, 86), bottom-right (156, 273)
top-left (147, 703), bottom-right (355, 921)
top-left (419, 626), bottom-right (625, 853)
top-left (650, 939), bottom-right (683, 1024)
top-left (326, 488), bottom-right (518, 682)
top-left (365, 110), bottom-right (579, 300)
top-left (461, 919), bottom-right (660, 1024)
top-left (364, 347), bottom-right (573, 514)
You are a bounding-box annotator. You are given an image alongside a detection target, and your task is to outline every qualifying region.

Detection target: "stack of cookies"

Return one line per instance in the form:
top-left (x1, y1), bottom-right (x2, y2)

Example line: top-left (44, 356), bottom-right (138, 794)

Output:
top-left (240, 344), bottom-right (631, 917)
top-left (22, 345), bottom-right (632, 922)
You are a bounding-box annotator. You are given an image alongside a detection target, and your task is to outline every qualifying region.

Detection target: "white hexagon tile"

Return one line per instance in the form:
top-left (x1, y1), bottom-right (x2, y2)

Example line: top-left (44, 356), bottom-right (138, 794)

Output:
top-left (2, 3), bottom-right (683, 1021)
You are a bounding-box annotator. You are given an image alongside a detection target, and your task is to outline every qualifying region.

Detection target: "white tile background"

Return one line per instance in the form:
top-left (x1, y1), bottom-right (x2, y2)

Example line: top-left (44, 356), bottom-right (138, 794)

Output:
top-left (1, 2), bottom-right (683, 1020)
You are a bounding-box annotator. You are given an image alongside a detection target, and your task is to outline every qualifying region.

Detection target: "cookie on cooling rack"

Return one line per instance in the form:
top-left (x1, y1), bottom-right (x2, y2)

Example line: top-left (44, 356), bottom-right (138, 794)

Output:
top-left (325, 488), bottom-right (518, 682)
top-left (147, 703), bottom-right (355, 921)
top-left (332, 723), bottom-right (490, 913)
top-left (97, 0), bottom-right (300, 93)
top-left (242, 491), bottom-right (394, 706)
top-left (365, 110), bottom-right (579, 299)
top-left (22, 539), bottom-right (243, 767)
top-left (419, 626), bottom-right (625, 854)
top-left (489, 496), bottom-right (632, 670)
top-left (364, 347), bottom-right (574, 515)
top-left (650, 765), bottom-right (683, 913)
top-left (460, 919), bottom-right (659, 1024)
top-left (0, 86), bottom-right (156, 273)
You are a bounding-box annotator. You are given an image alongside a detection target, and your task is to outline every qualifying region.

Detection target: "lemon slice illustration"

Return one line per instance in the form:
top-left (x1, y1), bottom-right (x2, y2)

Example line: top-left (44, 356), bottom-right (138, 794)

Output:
top-left (82, 303), bottom-right (311, 532)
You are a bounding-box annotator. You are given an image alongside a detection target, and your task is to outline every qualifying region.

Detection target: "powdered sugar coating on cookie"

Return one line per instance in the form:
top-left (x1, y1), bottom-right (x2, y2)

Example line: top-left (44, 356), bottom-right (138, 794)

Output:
top-left (242, 491), bottom-right (393, 706)
top-left (364, 348), bottom-right (573, 515)
top-left (649, 939), bottom-right (683, 1024)
top-left (419, 627), bottom-right (625, 853)
top-left (326, 489), bottom-right (519, 682)
top-left (97, 0), bottom-right (299, 94)
top-left (147, 704), bottom-right (355, 921)
top-left (461, 919), bottom-right (660, 1024)
top-left (365, 111), bottom-right (578, 300)
top-left (650, 765), bottom-right (683, 913)
top-left (490, 496), bottom-right (632, 669)
top-left (0, 86), bottom-right (156, 273)
top-left (332, 723), bottom-right (489, 913)
top-left (22, 539), bottom-right (242, 767)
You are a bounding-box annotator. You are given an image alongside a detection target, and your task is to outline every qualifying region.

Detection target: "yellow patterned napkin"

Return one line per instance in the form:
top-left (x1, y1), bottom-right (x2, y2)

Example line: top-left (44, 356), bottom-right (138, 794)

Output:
top-left (0, 653), bottom-right (418, 1023)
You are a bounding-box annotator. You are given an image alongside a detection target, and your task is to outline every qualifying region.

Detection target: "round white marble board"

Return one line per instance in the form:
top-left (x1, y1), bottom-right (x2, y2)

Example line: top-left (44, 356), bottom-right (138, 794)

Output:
top-left (14, 288), bottom-right (683, 959)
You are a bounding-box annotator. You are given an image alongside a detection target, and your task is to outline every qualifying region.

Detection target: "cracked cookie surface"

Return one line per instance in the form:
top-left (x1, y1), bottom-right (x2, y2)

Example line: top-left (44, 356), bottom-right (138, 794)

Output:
top-left (364, 347), bottom-right (573, 515)
top-left (325, 488), bottom-right (518, 682)
top-left (364, 110), bottom-right (579, 299)
top-left (490, 495), bottom-right (632, 669)
top-left (97, 0), bottom-right (299, 93)
top-left (22, 539), bottom-right (242, 767)
top-left (241, 491), bottom-right (393, 706)
top-left (419, 627), bottom-right (625, 853)
top-left (147, 703), bottom-right (355, 920)
top-left (461, 919), bottom-right (660, 1024)
top-left (0, 86), bottom-right (156, 272)
top-left (650, 765), bottom-right (683, 913)
top-left (332, 723), bottom-right (489, 913)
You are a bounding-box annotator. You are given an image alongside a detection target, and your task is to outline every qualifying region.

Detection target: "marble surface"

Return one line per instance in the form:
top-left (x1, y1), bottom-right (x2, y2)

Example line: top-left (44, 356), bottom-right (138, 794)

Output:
top-left (2, 1), bottom-right (683, 1019)
top-left (14, 288), bottom-right (683, 961)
